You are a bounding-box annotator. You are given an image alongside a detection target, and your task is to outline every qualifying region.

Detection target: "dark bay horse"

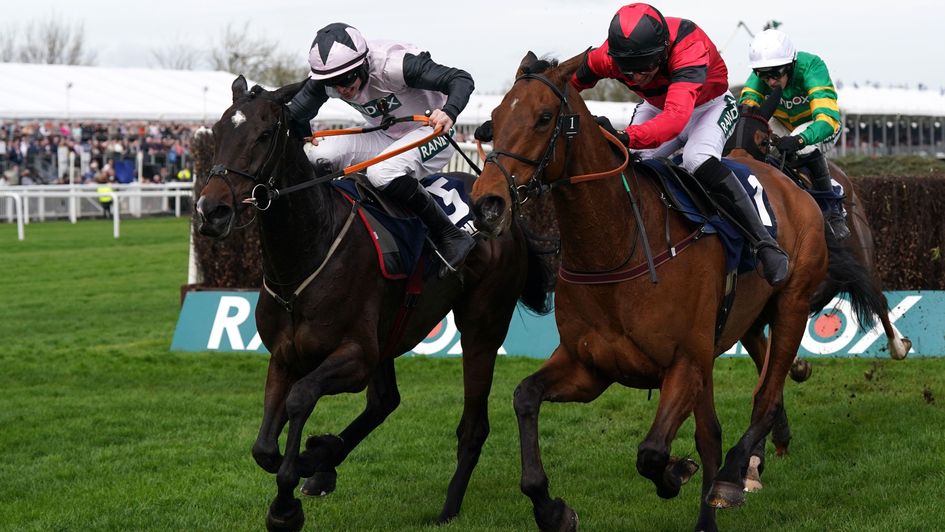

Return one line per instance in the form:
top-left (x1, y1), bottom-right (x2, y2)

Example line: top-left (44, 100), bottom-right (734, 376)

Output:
top-left (196, 76), bottom-right (554, 531)
top-left (470, 52), bottom-right (867, 532)
top-left (726, 92), bottom-right (911, 363)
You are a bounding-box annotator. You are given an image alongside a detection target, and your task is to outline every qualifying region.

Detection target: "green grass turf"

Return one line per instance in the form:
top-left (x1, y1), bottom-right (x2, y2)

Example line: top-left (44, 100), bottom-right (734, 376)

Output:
top-left (1, 218), bottom-right (943, 531)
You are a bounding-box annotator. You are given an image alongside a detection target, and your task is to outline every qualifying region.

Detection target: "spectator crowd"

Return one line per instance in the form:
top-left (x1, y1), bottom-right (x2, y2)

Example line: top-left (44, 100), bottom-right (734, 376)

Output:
top-left (0, 120), bottom-right (198, 186)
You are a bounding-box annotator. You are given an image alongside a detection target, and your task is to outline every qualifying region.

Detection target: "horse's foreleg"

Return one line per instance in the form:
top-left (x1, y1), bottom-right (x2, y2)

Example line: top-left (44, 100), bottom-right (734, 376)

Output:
top-left (436, 339), bottom-right (499, 524)
top-left (300, 358), bottom-right (400, 497)
top-left (267, 343), bottom-right (371, 532)
top-left (515, 349), bottom-right (607, 532)
top-left (692, 376), bottom-right (722, 532)
top-left (253, 359), bottom-right (291, 474)
top-left (637, 357), bottom-right (703, 500)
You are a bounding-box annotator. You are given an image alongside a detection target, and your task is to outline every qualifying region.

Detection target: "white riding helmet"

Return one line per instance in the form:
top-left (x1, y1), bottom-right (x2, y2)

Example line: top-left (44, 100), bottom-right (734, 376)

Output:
top-left (307, 23), bottom-right (369, 80)
top-left (748, 29), bottom-right (797, 70)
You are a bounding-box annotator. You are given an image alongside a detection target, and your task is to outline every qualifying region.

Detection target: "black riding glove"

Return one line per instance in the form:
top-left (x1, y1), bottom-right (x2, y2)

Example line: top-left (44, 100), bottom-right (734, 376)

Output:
top-left (594, 115), bottom-right (630, 147)
top-left (775, 135), bottom-right (805, 154)
top-left (474, 120), bottom-right (493, 142)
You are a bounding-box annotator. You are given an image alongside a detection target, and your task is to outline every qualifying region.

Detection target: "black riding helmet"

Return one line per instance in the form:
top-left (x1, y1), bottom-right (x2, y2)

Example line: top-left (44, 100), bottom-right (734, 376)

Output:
top-left (607, 3), bottom-right (670, 74)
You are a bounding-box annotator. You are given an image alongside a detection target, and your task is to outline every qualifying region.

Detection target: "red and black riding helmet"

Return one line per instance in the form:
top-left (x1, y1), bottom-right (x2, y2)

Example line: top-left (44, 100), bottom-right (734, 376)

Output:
top-left (607, 3), bottom-right (670, 74)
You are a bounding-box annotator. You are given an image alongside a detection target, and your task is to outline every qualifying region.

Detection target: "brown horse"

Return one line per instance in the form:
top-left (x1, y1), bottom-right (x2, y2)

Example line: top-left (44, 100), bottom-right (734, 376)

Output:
top-left (196, 76), bottom-right (554, 531)
top-left (725, 92), bottom-right (911, 363)
top-left (471, 52), bottom-right (874, 532)
top-left (723, 89), bottom-right (893, 492)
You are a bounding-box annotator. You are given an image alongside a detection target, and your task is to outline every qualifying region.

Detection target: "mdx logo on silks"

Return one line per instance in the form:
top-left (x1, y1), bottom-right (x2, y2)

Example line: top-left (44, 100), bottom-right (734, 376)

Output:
top-left (347, 94), bottom-right (403, 117)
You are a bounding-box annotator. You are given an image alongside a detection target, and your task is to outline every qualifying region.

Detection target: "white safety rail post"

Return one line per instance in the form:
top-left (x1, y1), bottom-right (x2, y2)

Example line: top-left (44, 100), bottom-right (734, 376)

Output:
top-left (111, 191), bottom-right (120, 238)
top-left (0, 192), bottom-right (25, 240)
top-left (68, 152), bottom-right (77, 223)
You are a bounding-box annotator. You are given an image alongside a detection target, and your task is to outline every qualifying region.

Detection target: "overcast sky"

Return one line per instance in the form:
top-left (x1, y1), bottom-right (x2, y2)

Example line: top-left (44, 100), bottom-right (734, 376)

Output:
top-left (6, 0), bottom-right (944, 93)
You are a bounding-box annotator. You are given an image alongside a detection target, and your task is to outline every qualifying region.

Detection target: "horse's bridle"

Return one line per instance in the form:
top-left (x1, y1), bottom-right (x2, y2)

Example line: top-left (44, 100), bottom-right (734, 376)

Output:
top-left (206, 96), bottom-right (291, 213)
top-left (733, 108), bottom-right (774, 161)
top-left (484, 73), bottom-right (632, 210)
top-left (484, 73), bottom-right (580, 207)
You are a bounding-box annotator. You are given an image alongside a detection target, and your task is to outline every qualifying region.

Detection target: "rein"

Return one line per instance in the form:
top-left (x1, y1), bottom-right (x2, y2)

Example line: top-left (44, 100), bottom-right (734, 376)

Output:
top-left (241, 116), bottom-right (444, 210)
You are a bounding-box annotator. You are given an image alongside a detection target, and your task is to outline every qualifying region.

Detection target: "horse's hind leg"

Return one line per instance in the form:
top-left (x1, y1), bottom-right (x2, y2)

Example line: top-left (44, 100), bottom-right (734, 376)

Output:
top-left (267, 343), bottom-right (371, 532)
top-left (299, 358), bottom-right (400, 497)
top-left (253, 359), bottom-right (292, 474)
top-left (879, 300), bottom-right (912, 360)
top-left (637, 357), bottom-right (704, 501)
top-left (739, 324), bottom-right (791, 494)
top-left (515, 348), bottom-right (609, 532)
top-left (709, 294), bottom-right (810, 510)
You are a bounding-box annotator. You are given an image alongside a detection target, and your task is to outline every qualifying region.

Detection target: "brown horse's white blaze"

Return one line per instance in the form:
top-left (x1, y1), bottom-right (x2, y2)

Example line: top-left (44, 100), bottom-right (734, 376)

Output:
top-left (469, 51), bottom-right (855, 532)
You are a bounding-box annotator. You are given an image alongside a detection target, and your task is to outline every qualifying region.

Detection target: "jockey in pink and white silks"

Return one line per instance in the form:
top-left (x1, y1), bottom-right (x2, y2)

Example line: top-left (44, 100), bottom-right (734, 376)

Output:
top-left (285, 23), bottom-right (476, 275)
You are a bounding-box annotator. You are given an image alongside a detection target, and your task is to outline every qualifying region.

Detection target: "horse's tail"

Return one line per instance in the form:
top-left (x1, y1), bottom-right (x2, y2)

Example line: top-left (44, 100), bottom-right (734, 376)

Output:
top-left (809, 232), bottom-right (885, 330)
top-left (517, 225), bottom-right (557, 315)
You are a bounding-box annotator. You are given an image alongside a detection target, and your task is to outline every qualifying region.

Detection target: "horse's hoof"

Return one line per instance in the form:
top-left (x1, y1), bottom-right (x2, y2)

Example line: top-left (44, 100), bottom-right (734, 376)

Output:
top-left (301, 470), bottom-right (337, 497)
top-left (774, 444), bottom-right (789, 457)
top-left (706, 480), bottom-right (746, 509)
top-left (890, 337), bottom-right (912, 360)
top-left (266, 498), bottom-right (305, 532)
top-left (790, 359), bottom-right (812, 382)
top-left (744, 456), bottom-right (764, 492)
top-left (672, 457), bottom-right (700, 486)
top-left (536, 498), bottom-right (578, 532)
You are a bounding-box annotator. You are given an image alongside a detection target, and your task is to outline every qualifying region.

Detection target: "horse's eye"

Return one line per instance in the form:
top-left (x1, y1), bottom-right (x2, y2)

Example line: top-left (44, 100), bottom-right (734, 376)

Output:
top-left (537, 112), bottom-right (553, 127)
top-left (257, 130), bottom-right (272, 143)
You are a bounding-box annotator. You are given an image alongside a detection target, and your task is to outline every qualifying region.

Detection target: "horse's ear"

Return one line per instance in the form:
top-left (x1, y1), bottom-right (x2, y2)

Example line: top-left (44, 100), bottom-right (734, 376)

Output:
top-left (758, 86), bottom-right (782, 120)
top-left (516, 51), bottom-right (539, 77)
top-left (231, 75), bottom-right (249, 102)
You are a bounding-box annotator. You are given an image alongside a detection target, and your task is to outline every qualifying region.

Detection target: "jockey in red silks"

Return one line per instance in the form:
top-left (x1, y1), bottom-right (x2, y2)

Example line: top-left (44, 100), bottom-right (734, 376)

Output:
top-left (571, 3), bottom-right (788, 286)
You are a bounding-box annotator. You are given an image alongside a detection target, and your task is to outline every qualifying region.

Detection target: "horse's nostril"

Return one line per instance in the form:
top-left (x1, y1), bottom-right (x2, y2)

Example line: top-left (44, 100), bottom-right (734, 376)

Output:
top-left (478, 196), bottom-right (506, 223)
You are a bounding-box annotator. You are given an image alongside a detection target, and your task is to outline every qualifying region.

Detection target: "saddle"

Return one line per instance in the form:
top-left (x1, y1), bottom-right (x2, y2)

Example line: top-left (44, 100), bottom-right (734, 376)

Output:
top-left (765, 156), bottom-right (847, 216)
top-left (332, 172), bottom-right (478, 280)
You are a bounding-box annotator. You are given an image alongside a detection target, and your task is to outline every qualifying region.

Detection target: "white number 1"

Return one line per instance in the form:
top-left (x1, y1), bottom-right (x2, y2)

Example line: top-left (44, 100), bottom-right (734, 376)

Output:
top-left (746, 174), bottom-right (773, 227)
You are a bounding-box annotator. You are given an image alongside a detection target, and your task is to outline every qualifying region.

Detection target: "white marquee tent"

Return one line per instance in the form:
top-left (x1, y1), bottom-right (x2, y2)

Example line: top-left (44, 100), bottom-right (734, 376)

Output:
top-left (3, 63), bottom-right (944, 126)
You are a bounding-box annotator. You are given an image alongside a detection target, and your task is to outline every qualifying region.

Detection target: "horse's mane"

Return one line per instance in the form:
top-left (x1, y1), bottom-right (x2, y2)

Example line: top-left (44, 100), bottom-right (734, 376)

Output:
top-left (521, 57), bottom-right (560, 75)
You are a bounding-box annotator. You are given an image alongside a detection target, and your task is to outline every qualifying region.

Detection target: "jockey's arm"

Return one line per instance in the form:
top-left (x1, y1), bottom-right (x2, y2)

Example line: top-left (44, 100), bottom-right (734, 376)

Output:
top-left (285, 79), bottom-right (329, 137)
top-left (403, 52), bottom-right (475, 131)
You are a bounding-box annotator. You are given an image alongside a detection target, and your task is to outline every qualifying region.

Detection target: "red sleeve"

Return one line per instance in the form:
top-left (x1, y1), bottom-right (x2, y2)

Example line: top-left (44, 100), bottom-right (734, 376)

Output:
top-left (570, 44), bottom-right (618, 91)
top-left (626, 36), bottom-right (710, 149)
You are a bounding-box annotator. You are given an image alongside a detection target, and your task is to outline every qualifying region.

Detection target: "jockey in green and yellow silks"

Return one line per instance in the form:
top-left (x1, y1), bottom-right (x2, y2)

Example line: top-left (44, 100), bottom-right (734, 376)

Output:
top-left (739, 29), bottom-right (849, 240)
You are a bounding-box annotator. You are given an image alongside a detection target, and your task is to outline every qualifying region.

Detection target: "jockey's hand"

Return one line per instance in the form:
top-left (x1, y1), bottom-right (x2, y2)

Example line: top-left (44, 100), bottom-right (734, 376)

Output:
top-left (775, 135), bottom-right (804, 154)
top-left (474, 120), bottom-right (493, 142)
top-left (594, 115), bottom-right (630, 147)
top-left (428, 109), bottom-right (454, 133)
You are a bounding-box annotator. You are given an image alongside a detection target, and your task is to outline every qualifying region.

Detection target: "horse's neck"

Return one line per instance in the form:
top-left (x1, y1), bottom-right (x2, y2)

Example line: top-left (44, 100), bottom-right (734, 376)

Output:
top-left (257, 164), bottom-right (341, 285)
top-left (552, 143), bottom-right (651, 271)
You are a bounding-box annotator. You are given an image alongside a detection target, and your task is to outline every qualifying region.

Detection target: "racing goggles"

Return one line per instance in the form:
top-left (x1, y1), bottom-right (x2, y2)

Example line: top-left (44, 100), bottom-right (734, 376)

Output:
top-left (754, 65), bottom-right (791, 80)
top-left (613, 50), bottom-right (663, 76)
top-left (325, 69), bottom-right (361, 88)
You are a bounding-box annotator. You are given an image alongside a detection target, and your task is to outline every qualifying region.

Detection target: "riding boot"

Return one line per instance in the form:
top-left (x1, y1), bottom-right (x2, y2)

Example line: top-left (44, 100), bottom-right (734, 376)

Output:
top-left (383, 175), bottom-right (476, 277)
top-left (696, 159), bottom-right (789, 287)
top-left (799, 150), bottom-right (850, 240)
